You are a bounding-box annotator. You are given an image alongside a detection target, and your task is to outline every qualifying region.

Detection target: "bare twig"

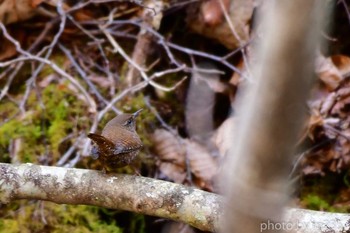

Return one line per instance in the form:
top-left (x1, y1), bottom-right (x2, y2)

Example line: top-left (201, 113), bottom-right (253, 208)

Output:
top-left (19, 0), bottom-right (67, 112)
top-left (100, 25), bottom-right (185, 92)
top-left (125, 0), bottom-right (164, 86)
top-left (58, 43), bottom-right (121, 114)
top-left (82, 19), bottom-right (244, 76)
top-left (0, 23), bottom-right (97, 113)
top-left (340, 0), bottom-right (350, 25)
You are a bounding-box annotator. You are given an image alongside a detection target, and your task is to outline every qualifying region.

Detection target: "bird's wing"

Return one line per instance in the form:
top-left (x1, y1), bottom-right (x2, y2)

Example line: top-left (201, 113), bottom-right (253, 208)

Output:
top-left (113, 135), bottom-right (143, 154)
top-left (87, 133), bottom-right (115, 149)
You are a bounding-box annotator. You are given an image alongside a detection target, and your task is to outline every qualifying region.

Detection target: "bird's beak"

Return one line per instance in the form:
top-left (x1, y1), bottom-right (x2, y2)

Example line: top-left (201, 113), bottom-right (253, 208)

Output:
top-left (132, 109), bottom-right (143, 118)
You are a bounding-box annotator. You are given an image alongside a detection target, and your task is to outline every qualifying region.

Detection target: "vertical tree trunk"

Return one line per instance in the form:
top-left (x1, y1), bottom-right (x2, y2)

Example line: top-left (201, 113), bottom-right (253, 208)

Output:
top-left (222, 1), bottom-right (330, 232)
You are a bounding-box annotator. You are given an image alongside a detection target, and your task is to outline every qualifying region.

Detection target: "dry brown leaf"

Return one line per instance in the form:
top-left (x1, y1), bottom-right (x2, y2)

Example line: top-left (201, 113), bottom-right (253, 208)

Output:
top-left (309, 84), bottom-right (330, 110)
top-left (302, 165), bottom-right (323, 176)
top-left (214, 116), bottom-right (235, 157)
top-left (301, 141), bottom-right (350, 175)
top-left (342, 153), bottom-right (350, 166)
top-left (152, 129), bottom-right (186, 166)
top-left (151, 129), bottom-right (219, 190)
top-left (331, 96), bottom-right (350, 117)
top-left (0, 38), bottom-right (17, 61)
top-left (319, 92), bottom-right (337, 116)
top-left (330, 159), bottom-right (338, 172)
top-left (0, 0), bottom-right (37, 24)
top-left (287, 54), bottom-right (350, 175)
top-left (187, 0), bottom-right (254, 49)
top-left (151, 129), bottom-right (186, 184)
top-left (157, 162), bottom-right (186, 184)
top-left (306, 113), bottom-right (323, 141)
top-left (72, 10), bottom-right (94, 22)
top-left (302, 150), bottom-right (333, 175)
top-left (315, 55), bottom-right (343, 91)
top-left (331, 55), bottom-right (350, 77)
top-left (336, 86), bottom-right (350, 98)
top-left (315, 54), bottom-right (350, 91)
top-left (0, 0), bottom-right (74, 24)
top-left (201, 0), bottom-right (230, 26)
top-left (326, 149), bottom-right (340, 161)
top-left (31, 0), bottom-right (44, 8)
top-left (41, 0), bottom-right (69, 10)
top-left (185, 139), bottom-right (218, 190)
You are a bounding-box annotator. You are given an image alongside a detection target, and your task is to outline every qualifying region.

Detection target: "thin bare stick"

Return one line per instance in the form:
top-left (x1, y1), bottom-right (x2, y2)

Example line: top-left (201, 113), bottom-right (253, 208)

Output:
top-left (0, 23), bottom-right (97, 113)
top-left (58, 43), bottom-right (121, 114)
top-left (100, 25), bottom-right (184, 92)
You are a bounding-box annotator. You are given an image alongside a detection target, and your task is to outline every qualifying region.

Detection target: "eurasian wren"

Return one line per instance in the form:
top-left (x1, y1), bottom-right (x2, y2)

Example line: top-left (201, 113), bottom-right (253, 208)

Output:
top-left (88, 109), bottom-right (143, 172)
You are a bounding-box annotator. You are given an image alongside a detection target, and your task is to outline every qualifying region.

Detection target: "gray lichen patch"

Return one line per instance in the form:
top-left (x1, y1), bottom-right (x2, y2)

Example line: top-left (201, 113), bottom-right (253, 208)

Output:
top-left (0, 163), bottom-right (223, 231)
top-left (0, 164), bottom-right (20, 203)
top-left (162, 186), bottom-right (185, 214)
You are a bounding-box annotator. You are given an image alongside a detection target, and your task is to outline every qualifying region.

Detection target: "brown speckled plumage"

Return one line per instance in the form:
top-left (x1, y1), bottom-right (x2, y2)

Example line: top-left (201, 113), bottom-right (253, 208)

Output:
top-left (88, 109), bottom-right (143, 172)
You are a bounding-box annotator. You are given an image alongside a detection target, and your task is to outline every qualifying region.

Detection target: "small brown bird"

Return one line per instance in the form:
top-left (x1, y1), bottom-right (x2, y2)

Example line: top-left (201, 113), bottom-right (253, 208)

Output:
top-left (88, 109), bottom-right (143, 173)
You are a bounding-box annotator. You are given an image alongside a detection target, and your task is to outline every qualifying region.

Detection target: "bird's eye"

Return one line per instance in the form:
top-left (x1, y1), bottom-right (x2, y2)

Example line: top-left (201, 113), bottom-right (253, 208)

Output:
top-left (125, 118), bottom-right (133, 126)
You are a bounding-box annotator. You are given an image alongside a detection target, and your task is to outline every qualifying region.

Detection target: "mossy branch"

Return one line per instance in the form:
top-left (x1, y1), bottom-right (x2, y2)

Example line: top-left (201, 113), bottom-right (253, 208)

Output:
top-left (0, 163), bottom-right (222, 232)
top-left (1, 163), bottom-right (350, 232)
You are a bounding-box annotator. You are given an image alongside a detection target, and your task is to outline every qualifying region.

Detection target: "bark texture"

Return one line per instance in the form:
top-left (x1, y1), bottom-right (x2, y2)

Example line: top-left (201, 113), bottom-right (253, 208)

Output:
top-left (1, 163), bottom-right (350, 232)
top-left (0, 163), bottom-right (222, 232)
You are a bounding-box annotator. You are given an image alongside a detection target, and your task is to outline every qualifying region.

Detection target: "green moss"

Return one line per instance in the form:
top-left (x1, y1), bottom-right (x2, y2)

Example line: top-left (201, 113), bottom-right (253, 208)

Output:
top-left (129, 214), bottom-right (146, 233)
top-left (48, 119), bottom-right (68, 155)
top-left (1, 202), bottom-right (123, 233)
top-left (41, 83), bottom-right (69, 119)
top-left (0, 100), bottom-right (18, 120)
top-left (52, 205), bottom-right (122, 233)
top-left (302, 194), bottom-right (331, 211)
top-left (0, 119), bottom-right (19, 147)
top-left (40, 55), bottom-right (66, 78)
top-left (301, 194), bottom-right (349, 213)
top-left (300, 174), bottom-right (350, 213)
top-left (1, 55), bottom-right (159, 232)
top-left (0, 219), bottom-right (20, 233)
top-left (0, 114), bottom-right (43, 163)
top-left (0, 79), bottom-right (90, 164)
top-left (0, 115), bottom-right (39, 148)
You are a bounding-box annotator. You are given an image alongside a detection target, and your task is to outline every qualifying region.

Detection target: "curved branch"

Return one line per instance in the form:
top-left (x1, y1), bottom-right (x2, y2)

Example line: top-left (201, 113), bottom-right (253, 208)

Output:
top-left (0, 163), bottom-right (222, 232)
top-left (1, 163), bottom-right (350, 232)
